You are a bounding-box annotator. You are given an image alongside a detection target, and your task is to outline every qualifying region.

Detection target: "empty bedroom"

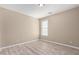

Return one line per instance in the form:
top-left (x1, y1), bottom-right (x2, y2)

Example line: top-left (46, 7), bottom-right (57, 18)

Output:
top-left (0, 4), bottom-right (79, 55)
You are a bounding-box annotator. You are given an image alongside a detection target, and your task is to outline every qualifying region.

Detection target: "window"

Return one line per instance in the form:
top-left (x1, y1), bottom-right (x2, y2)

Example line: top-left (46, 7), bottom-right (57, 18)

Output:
top-left (41, 20), bottom-right (48, 36)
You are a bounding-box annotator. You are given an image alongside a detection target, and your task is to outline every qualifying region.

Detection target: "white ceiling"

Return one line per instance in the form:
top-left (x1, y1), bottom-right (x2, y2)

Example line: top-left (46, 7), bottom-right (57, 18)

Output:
top-left (0, 4), bottom-right (79, 19)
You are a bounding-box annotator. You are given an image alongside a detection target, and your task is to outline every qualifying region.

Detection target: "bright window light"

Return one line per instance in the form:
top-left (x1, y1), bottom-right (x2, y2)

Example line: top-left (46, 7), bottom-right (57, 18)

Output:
top-left (41, 20), bottom-right (48, 36)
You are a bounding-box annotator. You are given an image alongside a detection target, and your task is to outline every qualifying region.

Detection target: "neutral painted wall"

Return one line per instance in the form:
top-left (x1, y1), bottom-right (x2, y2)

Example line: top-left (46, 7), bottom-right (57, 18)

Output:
top-left (0, 7), bottom-right (39, 47)
top-left (0, 12), bottom-right (2, 47)
top-left (40, 7), bottom-right (79, 47)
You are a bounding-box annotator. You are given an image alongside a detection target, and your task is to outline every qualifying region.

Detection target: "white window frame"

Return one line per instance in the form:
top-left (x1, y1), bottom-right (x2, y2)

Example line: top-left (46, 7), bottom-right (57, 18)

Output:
top-left (41, 20), bottom-right (48, 36)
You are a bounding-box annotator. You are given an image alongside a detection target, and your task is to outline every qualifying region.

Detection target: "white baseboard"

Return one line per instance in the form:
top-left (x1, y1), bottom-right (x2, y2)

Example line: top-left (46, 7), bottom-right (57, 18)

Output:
top-left (42, 39), bottom-right (79, 50)
top-left (0, 39), bottom-right (39, 50)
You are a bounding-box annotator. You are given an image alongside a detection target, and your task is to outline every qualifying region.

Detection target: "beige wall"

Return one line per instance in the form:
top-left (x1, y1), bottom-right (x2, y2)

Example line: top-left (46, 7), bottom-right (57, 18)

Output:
top-left (0, 12), bottom-right (2, 47)
top-left (40, 7), bottom-right (79, 47)
top-left (0, 7), bottom-right (39, 47)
